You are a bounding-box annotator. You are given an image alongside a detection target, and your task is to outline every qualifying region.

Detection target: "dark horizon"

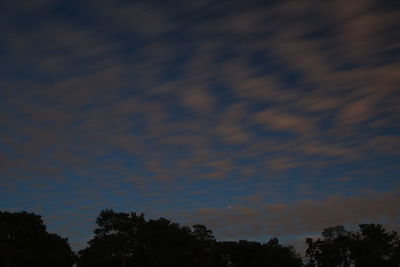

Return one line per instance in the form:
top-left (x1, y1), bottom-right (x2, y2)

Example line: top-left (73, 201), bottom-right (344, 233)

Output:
top-left (1, 0), bottom-right (399, 254)
top-left (2, 209), bottom-right (400, 267)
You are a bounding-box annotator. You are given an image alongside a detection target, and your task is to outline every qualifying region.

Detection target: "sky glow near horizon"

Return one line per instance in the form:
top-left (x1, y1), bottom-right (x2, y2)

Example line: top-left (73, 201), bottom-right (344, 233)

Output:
top-left (0, 0), bottom-right (399, 251)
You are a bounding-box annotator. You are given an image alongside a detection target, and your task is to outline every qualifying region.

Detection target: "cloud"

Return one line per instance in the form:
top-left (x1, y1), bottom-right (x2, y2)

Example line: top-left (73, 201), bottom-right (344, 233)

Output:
top-left (254, 109), bottom-right (314, 136)
top-left (182, 87), bottom-right (215, 114)
top-left (215, 103), bottom-right (253, 144)
top-left (267, 156), bottom-right (300, 173)
top-left (90, 1), bottom-right (175, 38)
top-left (1, 0), bottom-right (399, 252)
top-left (338, 97), bottom-right (374, 125)
top-left (365, 135), bottom-right (400, 156)
top-left (179, 190), bottom-right (400, 240)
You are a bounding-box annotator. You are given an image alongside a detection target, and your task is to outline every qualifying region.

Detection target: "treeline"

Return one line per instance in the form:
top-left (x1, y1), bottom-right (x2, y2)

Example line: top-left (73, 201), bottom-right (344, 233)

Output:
top-left (1, 210), bottom-right (400, 267)
top-left (0, 211), bottom-right (75, 267)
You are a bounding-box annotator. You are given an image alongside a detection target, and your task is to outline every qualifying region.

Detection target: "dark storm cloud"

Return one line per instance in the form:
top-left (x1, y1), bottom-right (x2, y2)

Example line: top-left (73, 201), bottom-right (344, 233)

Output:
top-left (0, 0), bottom-right (399, 250)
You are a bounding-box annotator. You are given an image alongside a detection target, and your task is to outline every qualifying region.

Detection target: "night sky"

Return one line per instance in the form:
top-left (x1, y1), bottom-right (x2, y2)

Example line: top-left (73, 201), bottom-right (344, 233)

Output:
top-left (1, 0), bottom-right (399, 251)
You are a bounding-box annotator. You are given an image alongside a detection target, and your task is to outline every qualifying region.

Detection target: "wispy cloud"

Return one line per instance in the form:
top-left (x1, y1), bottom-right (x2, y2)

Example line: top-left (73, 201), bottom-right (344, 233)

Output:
top-left (0, 0), bottom-right (399, 251)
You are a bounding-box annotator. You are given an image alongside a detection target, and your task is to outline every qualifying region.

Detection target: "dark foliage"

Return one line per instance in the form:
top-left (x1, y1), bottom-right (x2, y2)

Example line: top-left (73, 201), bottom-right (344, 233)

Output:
top-left (306, 224), bottom-right (400, 267)
top-left (216, 239), bottom-right (302, 267)
top-left (78, 209), bottom-right (302, 267)
top-left (0, 211), bottom-right (75, 267)
top-left (2, 209), bottom-right (399, 267)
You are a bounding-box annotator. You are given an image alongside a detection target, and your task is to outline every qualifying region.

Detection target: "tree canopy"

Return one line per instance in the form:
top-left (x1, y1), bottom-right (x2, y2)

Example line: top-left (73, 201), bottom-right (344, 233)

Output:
top-left (78, 209), bottom-right (302, 267)
top-left (1, 209), bottom-right (399, 267)
top-left (306, 224), bottom-right (400, 267)
top-left (0, 211), bottom-right (75, 267)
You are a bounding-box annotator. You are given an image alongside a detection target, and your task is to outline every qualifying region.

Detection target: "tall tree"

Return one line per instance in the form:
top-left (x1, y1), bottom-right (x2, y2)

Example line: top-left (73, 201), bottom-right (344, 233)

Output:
top-left (0, 211), bottom-right (74, 267)
top-left (78, 211), bottom-right (214, 267)
top-left (190, 224), bottom-right (217, 266)
top-left (78, 209), bottom-right (145, 267)
top-left (351, 224), bottom-right (399, 267)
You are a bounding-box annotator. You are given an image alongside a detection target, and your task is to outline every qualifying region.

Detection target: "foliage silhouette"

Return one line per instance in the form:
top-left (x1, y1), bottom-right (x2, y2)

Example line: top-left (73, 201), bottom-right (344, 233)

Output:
top-left (305, 224), bottom-right (400, 267)
top-left (216, 239), bottom-right (302, 267)
top-left (2, 209), bottom-right (399, 267)
top-left (78, 209), bottom-right (302, 267)
top-left (0, 211), bottom-right (74, 267)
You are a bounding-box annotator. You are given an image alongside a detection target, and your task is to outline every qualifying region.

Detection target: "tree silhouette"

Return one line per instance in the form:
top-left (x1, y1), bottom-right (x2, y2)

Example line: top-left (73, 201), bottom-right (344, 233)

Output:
top-left (78, 209), bottom-right (302, 267)
top-left (217, 238), bottom-right (302, 267)
top-left (4, 209), bottom-right (398, 267)
top-left (192, 224), bottom-right (215, 241)
top-left (78, 210), bottom-right (146, 267)
top-left (135, 217), bottom-right (199, 266)
top-left (305, 224), bottom-right (400, 267)
top-left (0, 211), bottom-right (74, 267)
top-left (351, 224), bottom-right (399, 267)
top-left (190, 224), bottom-right (217, 266)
